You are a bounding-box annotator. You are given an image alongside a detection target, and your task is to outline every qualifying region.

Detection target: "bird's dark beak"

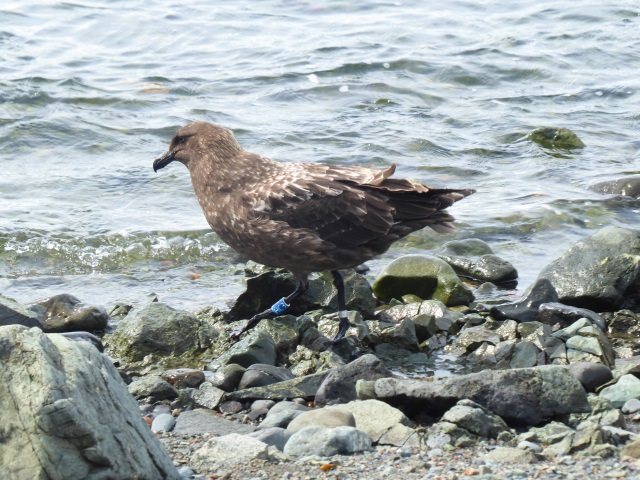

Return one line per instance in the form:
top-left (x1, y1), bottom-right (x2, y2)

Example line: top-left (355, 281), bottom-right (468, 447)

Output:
top-left (153, 151), bottom-right (175, 172)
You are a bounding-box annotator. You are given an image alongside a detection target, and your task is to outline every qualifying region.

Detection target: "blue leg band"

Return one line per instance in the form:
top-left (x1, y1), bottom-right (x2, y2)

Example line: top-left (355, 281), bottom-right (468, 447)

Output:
top-left (271, 297), bottom-right (290, 316)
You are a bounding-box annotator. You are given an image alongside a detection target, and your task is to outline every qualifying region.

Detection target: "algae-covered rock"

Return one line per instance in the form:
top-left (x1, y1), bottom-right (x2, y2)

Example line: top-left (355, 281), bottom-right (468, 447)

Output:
top-left (437, 238), bottom-right (518, 284)
top-left (527, 127), bottom-right (585, 149)
top-left (372, 255), bottom-right (473, 306)
top-left (106, 302), bottom-right (218, 374)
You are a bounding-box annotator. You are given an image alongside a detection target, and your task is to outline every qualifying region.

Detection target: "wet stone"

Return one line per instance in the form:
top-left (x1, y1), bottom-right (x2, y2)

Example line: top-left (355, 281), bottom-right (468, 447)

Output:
top-left (490, 278), bottom-right (559, 323)
top-left (436, 238), bottom-right (518, 284)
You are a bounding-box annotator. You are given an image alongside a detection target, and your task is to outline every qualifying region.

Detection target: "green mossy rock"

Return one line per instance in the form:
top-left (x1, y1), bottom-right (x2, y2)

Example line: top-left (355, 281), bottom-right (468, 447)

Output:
top-left (527, 127), bottom-right (585, 150)
top-left (372, 255), bottom-right (474, 306)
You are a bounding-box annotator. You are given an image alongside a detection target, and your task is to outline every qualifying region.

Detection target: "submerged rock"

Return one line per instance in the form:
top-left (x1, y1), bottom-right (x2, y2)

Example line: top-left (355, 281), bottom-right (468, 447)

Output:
top-left (0, 325), bottom-right (179, 479)
top-left (526, 127), bottom-right (585, 150)
top-left (436, 238), bottom-right (518, 284)
top-left (590, 175), bottom-right (640, 198)
top-left (372, 254), bottom-right (474, 306)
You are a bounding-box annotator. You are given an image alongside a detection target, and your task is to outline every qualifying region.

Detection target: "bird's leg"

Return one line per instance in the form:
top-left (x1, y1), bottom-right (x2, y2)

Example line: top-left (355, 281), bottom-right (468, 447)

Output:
top-left (330, 270), bottom-right (350, 344)
top-left (229, 279), bottom-right (309, 339)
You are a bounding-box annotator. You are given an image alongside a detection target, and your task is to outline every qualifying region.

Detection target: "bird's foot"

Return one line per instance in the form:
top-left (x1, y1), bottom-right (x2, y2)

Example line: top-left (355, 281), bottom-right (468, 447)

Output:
top-left (228, 324), bottom-right (248, 339)
top-left (330, 316), bottom-right (350, 344)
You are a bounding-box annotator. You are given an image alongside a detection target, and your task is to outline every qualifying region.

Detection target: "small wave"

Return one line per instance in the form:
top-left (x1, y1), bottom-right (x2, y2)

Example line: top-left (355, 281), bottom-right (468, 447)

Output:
top-left (0, 230), bottom-right (228, 275)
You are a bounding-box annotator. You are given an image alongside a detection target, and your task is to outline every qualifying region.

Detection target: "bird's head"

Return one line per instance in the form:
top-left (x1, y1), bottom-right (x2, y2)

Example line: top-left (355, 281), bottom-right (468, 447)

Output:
top-left (153, 121), bottom-right (242, 172)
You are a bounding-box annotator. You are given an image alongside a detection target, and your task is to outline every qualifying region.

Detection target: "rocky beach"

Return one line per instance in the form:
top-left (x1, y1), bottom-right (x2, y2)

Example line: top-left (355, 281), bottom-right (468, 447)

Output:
top-left (3, 222), bottom-right (640, 479)
top-left (2, 2), bottom-right (640, 478)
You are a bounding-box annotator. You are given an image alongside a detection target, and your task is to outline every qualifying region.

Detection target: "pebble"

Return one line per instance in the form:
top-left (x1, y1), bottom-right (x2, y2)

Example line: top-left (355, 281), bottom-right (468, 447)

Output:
top-left (152, 413), bottom-right (176, 433)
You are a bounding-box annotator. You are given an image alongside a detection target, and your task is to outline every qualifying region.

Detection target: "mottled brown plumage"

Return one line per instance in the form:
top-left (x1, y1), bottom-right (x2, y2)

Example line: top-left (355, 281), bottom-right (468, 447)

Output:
top-left (154, 121), bottom-right (474, 343)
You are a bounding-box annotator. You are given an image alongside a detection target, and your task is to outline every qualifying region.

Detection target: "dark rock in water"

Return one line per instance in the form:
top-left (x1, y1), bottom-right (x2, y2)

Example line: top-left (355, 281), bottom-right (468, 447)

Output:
top-left (538, 302), bottom-right (606, 331)
top-left (537, 226), bottom-right (640, 311)
top-left (33, 293), bottom-right (108, 333)
top-left (368, 364), bottom-right (590, 425)
top-left (226, 370), bottom-right (332, 401)
top-left (229, 268), bottom-right (376, 321)
top-left (567, 362), bottom-right (613, 393)
top-left (161, 368), bottom-right (205, 389)
top-left (314, 354), bottom-right (394, 406)
top-left (490, 278), bottom-right (559, 323)
top-left (436, 238), bottom-right (518, 284)
top-left (238, 363), bottom-right (295, 390)
top-left (0, 325), bottom-right (179, 479)
top-left (0, 295), bottom-right (43, 328)
top-left (590, 175), bottom-right (640, 198)
top-left (526, 127), bottom-right (585, 150)
top-left (372, 254), bottom-right (474, 306)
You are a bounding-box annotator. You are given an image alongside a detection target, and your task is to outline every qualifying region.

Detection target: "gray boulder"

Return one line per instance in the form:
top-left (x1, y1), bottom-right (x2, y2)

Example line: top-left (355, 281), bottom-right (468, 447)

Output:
top-left (238, 363), bottom-right (295, 390)
top-left (315, 354), bottom-right (394, 406)
top-left (537, 226), bottom-right (640, 310)
top-left (372, 254), bottom-right (474, 306)
top-left (368, 365), bottom-right (590, 425)
top-left (287, 408), bottom-right (356, 433)
top-left (599, 374), bottom-right (640, 408)
top-left (128, 375), bottom-right (178, 401)
top-left (436, 238), bottom-right (518, 283)
top-left (440, 399), bottom-right (509, 439)
top-left (225, 369), bottom-right (332, 401)
top-left (283, 426), bottom-right (372, 459)
top-left (0, 295), bottom-right (43, 328)
top-left (0, 325), bottom-right (179, 479)
top-left (190, 433), bottom-right (272, 472)
top-left (247, 427), bottom-right (292, 451)
top-left (207, 329), bottom-right (277, 370)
